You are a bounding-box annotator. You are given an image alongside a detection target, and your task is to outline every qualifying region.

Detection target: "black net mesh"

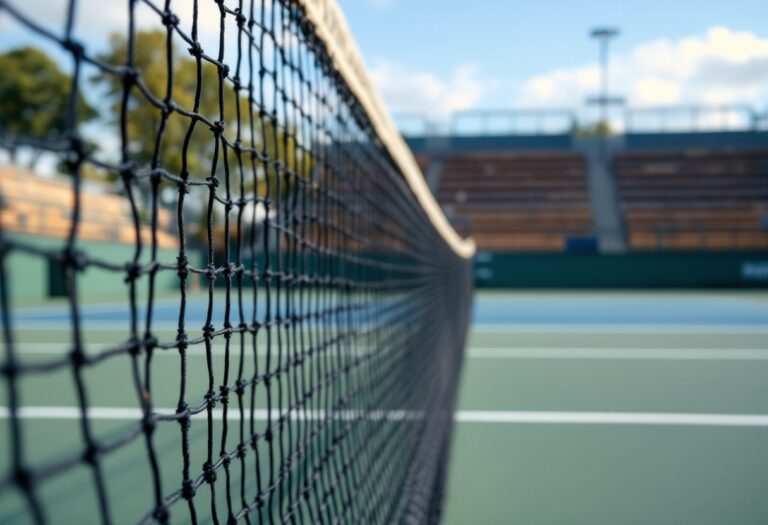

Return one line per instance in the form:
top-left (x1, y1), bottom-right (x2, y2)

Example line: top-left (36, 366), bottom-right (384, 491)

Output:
top-left (0, 0), bottom-right (472, 523)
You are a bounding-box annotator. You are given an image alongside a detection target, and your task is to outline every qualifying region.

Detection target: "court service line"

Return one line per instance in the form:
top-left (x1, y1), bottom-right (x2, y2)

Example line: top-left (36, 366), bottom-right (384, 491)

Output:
top-left (13, 323), bottom-right (768, 334)
top-left (454, 411), bottom-right (768, 427)
top-left (467, 347), bottom-right (768, 360)
top-left (10, 345), bottom-right (768, 361)
top-left (3, 407), bottom-right (768, 427)
top-left (473, 324), bottom-right (768, 334)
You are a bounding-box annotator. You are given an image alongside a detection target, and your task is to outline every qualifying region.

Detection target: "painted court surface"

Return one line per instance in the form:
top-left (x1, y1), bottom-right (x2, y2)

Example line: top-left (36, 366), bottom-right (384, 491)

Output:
top-left (444, 291), bottom-right (768, 525)
top-left (2, 291), bottom-right (768, 524)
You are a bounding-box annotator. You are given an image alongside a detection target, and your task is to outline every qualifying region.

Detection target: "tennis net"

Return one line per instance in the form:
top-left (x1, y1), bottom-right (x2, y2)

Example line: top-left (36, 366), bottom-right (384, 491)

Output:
top-left (0, 0), bottom-right (474, 523)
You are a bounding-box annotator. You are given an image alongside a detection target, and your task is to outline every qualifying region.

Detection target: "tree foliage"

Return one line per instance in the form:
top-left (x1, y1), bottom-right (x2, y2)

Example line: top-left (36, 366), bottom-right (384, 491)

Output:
top-left (571, 120), bottom-right (615, 138)
top-left (0, 46), bottom-right (97, 161)
top-left (93, 30), bottom-right (311, 197)
top-left (0, 35), bottom-right (315, 248)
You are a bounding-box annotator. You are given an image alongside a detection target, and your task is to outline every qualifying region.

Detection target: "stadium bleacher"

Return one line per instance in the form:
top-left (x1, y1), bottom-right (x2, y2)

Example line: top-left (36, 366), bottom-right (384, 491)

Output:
top-left (411, 118), bottom-right (768, 257)
top-left (414, 154), bottom-right (432, 174)
top-left (615, 149), bottom-right (768, 250)
top-left (435, 151), bottom-right (592, 251)
top-left (0, 166), bottom-right (176, 248)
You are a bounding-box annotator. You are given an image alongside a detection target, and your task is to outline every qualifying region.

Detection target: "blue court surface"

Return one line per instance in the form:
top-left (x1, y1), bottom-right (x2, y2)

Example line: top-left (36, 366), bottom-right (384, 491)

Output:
top-left (472, 291), bottom-right (768, 327)
top-left (10, 289), bottom-right (768, 328)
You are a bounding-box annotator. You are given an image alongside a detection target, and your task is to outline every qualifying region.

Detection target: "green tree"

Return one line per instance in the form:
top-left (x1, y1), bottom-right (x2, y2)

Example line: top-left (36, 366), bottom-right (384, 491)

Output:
top-left (94, 30), bottom-right (313, 246)
top-left (94, 30), bottom-right (227, 177)
top-left (94, 30), bottom-right (310, 196)
top-left (0, 46), bottom-right (97, 165)
top-left (571, 120), bottom-right (614, 138)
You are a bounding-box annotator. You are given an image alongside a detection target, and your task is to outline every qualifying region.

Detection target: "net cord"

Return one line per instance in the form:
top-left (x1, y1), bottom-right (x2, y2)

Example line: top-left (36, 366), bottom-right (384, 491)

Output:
top-left (299, 0), bottom-right (476, 260)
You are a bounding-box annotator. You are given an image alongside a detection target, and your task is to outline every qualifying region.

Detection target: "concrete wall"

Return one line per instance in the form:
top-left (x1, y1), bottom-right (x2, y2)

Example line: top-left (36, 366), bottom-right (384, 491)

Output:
top-left (406, 131), bottom-right (768, 155)
top-left (616, 131), bottom-right (767, 150)
top-left (406, 134), bottom-right (573, 154)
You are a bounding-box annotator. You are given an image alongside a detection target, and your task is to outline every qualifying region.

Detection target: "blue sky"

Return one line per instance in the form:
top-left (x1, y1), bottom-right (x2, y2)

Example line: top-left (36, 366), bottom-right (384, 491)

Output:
top-left (1, 0), bottom-right (766, 133)
top-left (338, 0), bottom-right (768, 130)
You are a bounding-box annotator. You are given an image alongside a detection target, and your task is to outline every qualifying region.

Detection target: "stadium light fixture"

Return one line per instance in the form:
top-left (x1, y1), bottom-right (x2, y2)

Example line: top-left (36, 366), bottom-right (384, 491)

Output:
top-left (587, 27), bottom-right (624, 131)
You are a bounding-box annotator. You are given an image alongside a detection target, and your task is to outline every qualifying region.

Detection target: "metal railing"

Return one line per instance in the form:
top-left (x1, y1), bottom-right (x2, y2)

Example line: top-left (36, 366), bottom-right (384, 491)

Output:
top-left (397, 105), bottom-right (767, 137)
top-left (450, 109), bottom-right (577, 136)
top-left (624, 105), bottom-right (761, 133)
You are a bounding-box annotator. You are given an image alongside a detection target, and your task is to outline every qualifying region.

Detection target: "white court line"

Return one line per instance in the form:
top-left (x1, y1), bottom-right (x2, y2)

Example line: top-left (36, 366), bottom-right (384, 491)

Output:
top-left (0, 407), bottom-right (417, 422)
top-left (473, 324), bottom-right (768, 334)
top-left (467, 347), bottom-right (768, 360)
top-left (454, 411), bottom-right (768, 427)
top-left (9, 344), bottom-right (385, 358)
top-left (12, 323), bottom-right (768, 334)
top-left (10, 344), bottom-right (237, 356)
top-left (2, 407), bottom-right (768, 427)
top-left (12, 344), bottom-right (768, 362)
top-left (9, 323), bottom-right (179, 331)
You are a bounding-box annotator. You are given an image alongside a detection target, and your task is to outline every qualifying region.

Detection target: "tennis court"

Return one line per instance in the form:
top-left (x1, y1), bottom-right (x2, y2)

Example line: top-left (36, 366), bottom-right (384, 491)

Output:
top-left (2, 290), bottom-right (768, 523)
top-left (445, 291), bottom-right (768, 525)
top-left (2, 0), bottom-right (767, 521)
top-left (1, 0), bottom-right (475, 520)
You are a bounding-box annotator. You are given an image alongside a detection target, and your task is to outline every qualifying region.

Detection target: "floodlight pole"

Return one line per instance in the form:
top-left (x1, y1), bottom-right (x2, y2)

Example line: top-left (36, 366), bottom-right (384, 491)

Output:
top-left (590, 27), bottom-right (619, 129)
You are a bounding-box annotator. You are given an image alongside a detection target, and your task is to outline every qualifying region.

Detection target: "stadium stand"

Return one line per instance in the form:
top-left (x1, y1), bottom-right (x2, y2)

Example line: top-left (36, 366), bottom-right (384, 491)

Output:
top-left (614, 149), bottom-right (768, 250)
top-left (436, 151), bottom-right (593, 251)
top-left (414, 154), bottom-right (431, 174)
top-left (0, 166), bottom-right (176, 248)
top-left (400, 110), bottom-right (768, 287)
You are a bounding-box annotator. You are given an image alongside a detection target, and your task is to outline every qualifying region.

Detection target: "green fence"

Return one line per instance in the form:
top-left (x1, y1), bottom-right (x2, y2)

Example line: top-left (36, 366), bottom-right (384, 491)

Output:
top-left (4, 234), bottom-right (183, 305)
top-left (8, 238), bottom-right (767, 301)
top-left (475, 251), bottom-right (768, 288)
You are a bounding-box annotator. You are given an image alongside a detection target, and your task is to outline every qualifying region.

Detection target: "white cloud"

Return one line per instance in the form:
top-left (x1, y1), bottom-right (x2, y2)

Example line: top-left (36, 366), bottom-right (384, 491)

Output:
top-left (634, 77), bottom-right (682, 104)
top-left (516, 26), bottom-right (768, 111)
top-left (370, 62), bottom-right (487, 119)
top-left (1, 0), bottom-right (240, 52)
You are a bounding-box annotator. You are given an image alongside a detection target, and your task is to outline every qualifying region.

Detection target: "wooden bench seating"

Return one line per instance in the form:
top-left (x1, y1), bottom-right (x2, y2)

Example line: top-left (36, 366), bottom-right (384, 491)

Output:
top-left (436, 152), bottom-right (592, 251)
top-left (614, 150), bottom-right (768, 250)
top-left (0, 167), bottom-right (177, 248)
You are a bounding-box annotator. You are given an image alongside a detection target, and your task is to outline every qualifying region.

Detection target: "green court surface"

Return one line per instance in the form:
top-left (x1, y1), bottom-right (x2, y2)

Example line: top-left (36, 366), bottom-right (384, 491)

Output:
top-left (2, 291), bottom-right (768, 524)
top-left (443, 310), bottom-right (768, 525)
